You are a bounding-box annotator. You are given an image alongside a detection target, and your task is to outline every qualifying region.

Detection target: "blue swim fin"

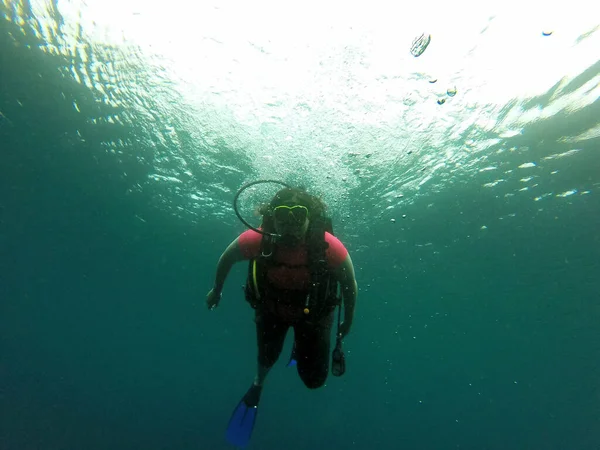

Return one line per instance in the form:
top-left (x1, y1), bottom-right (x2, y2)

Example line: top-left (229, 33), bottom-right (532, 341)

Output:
top-left (225, 384), bottom-right (263, 448)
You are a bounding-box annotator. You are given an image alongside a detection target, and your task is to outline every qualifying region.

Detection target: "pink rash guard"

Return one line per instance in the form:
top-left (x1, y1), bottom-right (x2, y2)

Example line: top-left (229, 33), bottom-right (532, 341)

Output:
top-left (237, 229), bottom-right (348, 291)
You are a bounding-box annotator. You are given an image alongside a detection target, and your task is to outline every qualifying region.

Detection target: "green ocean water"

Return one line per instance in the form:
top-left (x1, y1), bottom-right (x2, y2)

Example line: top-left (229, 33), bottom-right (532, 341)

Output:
top-left (1, 3), bottom-right (599, 450)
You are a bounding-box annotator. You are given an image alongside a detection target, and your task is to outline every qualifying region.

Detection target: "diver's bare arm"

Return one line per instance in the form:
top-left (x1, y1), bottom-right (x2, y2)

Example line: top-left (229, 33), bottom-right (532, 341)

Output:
top-left (213, 238), bottom-right (246, 294)
top-left (336, 254), bottom-right (358, 325)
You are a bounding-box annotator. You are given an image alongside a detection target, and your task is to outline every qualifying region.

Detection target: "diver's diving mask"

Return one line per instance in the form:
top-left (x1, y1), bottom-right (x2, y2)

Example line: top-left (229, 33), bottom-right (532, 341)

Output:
top-left (273, 205), bottom-right (309, 225)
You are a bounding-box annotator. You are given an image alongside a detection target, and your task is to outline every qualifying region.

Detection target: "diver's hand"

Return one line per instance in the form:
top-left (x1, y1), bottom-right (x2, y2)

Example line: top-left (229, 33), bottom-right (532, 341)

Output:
top-left (338, 320), bottom-right (352, 339)
top-left (206, 289), bottom-right (222, 311)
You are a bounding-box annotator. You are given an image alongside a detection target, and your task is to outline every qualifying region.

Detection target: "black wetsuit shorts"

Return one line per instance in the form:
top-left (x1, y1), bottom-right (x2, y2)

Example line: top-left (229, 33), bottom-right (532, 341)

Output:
top-left (255, 309), bottom-right (334, 389)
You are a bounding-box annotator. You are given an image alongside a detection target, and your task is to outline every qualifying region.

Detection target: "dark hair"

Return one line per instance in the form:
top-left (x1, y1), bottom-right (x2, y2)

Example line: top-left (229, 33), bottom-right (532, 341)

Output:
top-left (258, 187), bottom-right (327, 233)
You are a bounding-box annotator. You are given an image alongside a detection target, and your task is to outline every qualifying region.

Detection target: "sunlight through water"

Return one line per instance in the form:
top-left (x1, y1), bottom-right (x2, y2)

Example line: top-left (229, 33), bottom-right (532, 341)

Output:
top-left (4, 0), bottom-right (600, 226)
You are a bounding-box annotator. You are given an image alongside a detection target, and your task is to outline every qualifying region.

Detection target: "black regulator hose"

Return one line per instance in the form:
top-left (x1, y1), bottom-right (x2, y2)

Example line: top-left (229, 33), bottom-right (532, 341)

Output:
top-left (233, 180), bottom-right (292, 237)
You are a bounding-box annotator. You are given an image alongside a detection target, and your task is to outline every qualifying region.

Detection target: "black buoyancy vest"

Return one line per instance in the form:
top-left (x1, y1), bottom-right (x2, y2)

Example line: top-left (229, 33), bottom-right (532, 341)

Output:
top-left (244, 216), bottom-right (340, 318)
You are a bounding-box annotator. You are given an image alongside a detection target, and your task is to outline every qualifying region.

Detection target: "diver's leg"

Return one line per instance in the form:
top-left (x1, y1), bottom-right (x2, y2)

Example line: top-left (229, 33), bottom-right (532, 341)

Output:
top-left (254, 364), bottom-right (270, 386)
top-left (294, 312), bottom-right (334, 389)
top-left (254, 310), bottom-right (288, 386)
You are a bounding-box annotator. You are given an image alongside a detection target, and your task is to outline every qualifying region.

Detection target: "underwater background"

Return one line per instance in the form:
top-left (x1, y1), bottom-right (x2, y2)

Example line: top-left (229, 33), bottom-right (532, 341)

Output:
top-left (1, 1), bottom-right (599, 449)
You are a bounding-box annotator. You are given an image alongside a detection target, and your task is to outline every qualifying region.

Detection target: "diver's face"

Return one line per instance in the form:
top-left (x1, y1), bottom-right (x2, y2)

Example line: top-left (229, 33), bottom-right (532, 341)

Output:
top-left (274, 216), bottom-right (309, 239)
top-left (273, 205), bottom-right (310, 240)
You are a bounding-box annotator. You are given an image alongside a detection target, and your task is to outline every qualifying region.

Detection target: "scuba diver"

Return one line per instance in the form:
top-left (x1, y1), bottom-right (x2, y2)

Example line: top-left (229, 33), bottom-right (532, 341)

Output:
top-left (205, 181), bottom-right (358, 448)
